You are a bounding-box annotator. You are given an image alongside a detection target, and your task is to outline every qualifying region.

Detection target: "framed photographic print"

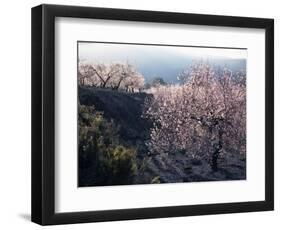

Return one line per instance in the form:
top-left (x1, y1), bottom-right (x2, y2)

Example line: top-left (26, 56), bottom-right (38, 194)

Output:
top-left (31, 4), bottom-right (274, 225)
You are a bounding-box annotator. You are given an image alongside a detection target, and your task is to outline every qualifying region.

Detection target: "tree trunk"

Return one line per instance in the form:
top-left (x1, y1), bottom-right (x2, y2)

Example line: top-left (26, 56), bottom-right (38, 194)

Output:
top-left (103, 76), bottom-right (112, 88)
top-left (211, 148), bottom-right (219, 171)
top-left (116, 78), bottom-right (123, 90)
top-left (101, 81), bottom-right (106, 88)
top-left (211, 129), bottom-right (222, 171)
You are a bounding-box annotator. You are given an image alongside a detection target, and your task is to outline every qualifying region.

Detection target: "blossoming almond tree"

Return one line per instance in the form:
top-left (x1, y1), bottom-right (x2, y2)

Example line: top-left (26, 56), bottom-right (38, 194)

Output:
top-left (78, 62), bottom-right (145, 92)
top-left (144, 62), bottom-right (246, 171)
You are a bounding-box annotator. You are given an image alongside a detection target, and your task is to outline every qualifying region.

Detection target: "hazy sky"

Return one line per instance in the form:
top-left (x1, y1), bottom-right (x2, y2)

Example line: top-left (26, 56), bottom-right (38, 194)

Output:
top-left (78, 42), bottom-right (247, 83)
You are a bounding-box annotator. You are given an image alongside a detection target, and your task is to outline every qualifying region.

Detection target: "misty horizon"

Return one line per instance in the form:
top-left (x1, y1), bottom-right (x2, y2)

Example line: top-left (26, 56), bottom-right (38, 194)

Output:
top-left (78, 42), bottom-right (247, 84)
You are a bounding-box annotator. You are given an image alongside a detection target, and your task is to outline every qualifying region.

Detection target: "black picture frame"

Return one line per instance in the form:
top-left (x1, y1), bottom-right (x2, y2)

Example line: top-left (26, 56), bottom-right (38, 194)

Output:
top-left (31, 4), bottom-right (274, 225)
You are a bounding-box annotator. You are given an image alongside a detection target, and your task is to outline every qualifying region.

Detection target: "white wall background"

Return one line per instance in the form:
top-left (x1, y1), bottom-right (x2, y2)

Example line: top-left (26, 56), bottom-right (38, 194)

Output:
top-left (0, 0), bottom-right (279, 228)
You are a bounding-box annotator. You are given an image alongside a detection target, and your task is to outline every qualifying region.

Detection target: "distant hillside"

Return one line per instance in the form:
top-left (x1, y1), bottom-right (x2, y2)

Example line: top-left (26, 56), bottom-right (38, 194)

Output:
top-left (138, 58), bottom-right (246, 84)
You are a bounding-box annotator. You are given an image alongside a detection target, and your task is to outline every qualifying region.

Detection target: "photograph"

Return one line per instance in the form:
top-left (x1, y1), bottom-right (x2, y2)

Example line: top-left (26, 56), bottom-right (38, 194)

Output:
top-left (30, 4), bottom-right (274, 225)
top-left (77, 41), bottom-right (247, 187)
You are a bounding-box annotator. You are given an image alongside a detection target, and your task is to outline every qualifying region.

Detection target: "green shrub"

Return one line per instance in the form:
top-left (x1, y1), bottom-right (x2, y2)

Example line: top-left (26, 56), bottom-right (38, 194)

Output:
top-left (78, 104), bottom-right (137, 186)
top-left (98, 145), bottom-right (137, 185)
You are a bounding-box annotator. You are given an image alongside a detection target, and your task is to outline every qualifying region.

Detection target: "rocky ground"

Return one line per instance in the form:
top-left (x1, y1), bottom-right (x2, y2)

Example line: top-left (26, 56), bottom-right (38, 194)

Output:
top-left (138, 151), bottom-right (246, 184)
